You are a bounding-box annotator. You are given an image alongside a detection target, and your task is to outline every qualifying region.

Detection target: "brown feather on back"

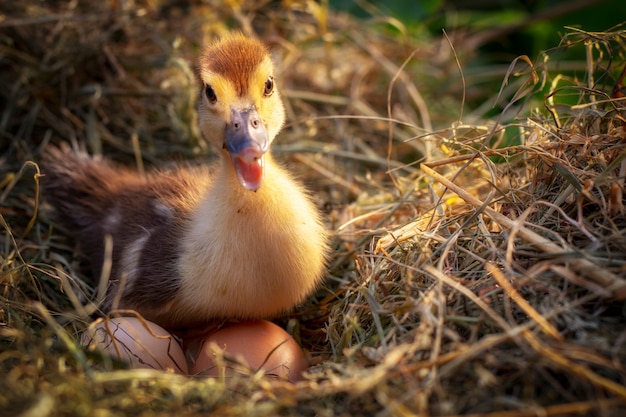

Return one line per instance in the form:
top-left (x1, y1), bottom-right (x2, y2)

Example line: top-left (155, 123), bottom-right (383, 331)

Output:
top-left (41, 146), bottom-right (206, 315)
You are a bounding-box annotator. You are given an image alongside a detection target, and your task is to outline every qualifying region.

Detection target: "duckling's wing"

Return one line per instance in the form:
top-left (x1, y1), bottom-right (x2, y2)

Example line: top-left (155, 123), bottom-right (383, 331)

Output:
top-left (42, 146), bottom-right (207, 317)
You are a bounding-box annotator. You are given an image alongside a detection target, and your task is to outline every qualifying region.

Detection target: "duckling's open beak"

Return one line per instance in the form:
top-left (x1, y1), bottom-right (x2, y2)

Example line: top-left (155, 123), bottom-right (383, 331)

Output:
top-left (224, 107), bottom-right (269, 191)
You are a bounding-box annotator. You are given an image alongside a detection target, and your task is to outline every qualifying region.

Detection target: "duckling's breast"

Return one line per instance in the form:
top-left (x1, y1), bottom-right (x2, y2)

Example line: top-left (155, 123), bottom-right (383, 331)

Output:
top-left (171, 160), bottom-right (328, 325)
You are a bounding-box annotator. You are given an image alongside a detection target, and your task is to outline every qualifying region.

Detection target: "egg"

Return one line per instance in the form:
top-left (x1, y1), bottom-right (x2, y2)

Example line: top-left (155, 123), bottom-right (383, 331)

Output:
top-left (81, 317), bottom-right (308, 381)
top-left (189, 320), bottom-right (308, 381)
top-left (81, 316), bottom-right (188, 374)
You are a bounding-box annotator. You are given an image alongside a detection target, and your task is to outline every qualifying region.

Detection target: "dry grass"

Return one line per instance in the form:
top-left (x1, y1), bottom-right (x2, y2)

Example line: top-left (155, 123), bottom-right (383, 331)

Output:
top-left (2, 1), bottom-right (626, 416)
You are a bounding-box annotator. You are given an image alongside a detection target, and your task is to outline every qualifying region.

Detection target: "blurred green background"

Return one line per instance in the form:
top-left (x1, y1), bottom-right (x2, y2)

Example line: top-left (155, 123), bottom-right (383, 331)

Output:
top-left (330, 0), bottom-right (625, 61)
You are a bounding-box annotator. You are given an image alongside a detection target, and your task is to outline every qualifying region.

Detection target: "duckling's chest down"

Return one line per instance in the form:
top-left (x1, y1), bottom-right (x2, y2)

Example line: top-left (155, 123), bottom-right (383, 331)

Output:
top-left (124, 159), bottom-right (328, 328)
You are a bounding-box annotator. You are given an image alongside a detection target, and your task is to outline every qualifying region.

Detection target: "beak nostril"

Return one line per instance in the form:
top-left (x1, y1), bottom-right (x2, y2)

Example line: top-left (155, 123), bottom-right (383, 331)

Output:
top-left (226, 108), bottom-right (268, 158)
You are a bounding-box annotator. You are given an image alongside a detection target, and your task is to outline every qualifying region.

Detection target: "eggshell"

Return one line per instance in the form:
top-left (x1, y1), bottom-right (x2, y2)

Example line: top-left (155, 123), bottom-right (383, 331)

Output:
top-left (190, 320), bottom-right (308, 381)
top-left (82, 316), bottom-right (188, 374)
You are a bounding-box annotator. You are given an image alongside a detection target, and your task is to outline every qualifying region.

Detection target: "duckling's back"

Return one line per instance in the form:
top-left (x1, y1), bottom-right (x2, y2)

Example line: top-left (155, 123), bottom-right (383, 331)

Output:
top-left (42, 146), bottom-right (206, 315)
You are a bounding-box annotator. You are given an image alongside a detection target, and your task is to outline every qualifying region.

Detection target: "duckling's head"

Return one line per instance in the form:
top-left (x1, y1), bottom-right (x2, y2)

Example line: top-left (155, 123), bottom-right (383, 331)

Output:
top-left (198, 33), bottom-right (286, 191)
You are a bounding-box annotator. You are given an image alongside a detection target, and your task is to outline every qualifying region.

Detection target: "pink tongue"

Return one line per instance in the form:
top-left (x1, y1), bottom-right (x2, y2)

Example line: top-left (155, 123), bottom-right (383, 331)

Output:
top-left (234, 156), bottom-right (264, 191)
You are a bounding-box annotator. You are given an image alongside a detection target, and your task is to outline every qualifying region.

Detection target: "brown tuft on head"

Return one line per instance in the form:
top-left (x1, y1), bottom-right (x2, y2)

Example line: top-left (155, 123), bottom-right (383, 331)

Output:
top-left (200, 34), bottom-right (269, 97)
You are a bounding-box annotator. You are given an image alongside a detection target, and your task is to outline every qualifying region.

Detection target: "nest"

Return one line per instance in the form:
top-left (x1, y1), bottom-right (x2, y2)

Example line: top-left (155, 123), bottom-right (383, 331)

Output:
top-left (1, 1), bottom-right (626, 415)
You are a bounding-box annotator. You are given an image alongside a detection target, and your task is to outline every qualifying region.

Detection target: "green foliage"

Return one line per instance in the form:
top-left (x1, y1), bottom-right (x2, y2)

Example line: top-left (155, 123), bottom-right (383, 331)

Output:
top-left (330, 0), bottom-right (443, 22)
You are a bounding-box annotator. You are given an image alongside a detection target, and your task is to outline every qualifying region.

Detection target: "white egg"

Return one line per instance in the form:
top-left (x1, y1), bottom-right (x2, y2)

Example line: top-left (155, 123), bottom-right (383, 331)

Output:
top-left (82, 316), bottom-right (188, 374)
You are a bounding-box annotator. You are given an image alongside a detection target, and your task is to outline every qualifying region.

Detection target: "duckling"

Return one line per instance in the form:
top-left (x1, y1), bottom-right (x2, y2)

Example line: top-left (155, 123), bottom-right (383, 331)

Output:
top-left (43, 33), bottom-right (328, 330)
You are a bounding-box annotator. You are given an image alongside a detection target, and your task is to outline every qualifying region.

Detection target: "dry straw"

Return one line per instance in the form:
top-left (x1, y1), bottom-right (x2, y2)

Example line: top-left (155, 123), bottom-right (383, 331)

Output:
top-left (1, 1), bottom-right (626, 416)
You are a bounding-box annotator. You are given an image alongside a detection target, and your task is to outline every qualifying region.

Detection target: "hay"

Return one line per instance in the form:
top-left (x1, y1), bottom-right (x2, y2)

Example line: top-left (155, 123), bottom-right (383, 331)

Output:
top-left (2, 1), bottom-right (626, 415)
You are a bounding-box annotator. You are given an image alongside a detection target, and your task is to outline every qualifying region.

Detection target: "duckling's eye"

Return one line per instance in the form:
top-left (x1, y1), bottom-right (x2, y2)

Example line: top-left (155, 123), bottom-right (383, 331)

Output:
top-left (263, 76), bottom-right (274, 97)
top-left (204, 85), bottom-right (217, 104)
